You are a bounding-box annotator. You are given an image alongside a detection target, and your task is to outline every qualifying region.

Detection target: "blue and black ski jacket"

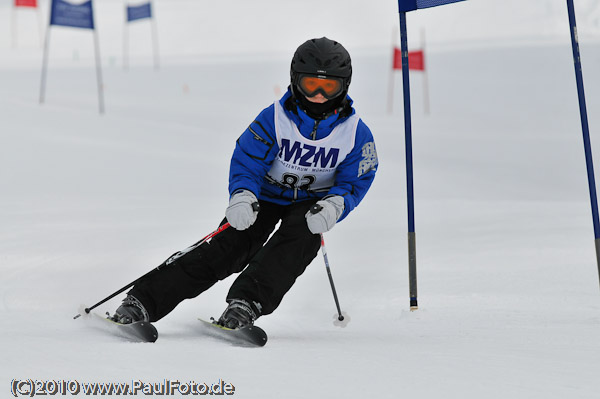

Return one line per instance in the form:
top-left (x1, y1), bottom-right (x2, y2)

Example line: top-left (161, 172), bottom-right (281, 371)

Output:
top-left (229, 89), bottom-right (378, 222)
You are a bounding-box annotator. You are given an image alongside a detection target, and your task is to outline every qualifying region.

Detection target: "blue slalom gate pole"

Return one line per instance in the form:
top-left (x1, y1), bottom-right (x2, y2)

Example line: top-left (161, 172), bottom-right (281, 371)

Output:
top-left (566, 0), bottom-right (600, 287)
top-left (399, 11), bottom-right (418, 310)
top-left (396, 1), bottom-right (465, 310)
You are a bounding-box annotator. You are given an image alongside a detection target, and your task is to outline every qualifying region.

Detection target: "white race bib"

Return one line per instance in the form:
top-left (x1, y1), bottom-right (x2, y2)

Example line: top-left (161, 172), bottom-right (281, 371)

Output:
top-left (266, 101), bottom-right (359, 193)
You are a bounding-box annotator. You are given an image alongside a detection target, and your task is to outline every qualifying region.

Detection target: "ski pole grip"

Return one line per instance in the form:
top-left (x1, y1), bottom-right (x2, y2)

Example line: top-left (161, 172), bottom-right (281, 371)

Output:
top-left (251, 202), bottom-right (260, 212)
top-left (310, 204), bottom-right (323, 214)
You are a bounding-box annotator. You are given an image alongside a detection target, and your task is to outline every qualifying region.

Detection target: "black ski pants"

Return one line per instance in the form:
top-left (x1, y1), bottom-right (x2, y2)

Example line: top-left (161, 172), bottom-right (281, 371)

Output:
top-left (129, 200), bottom-right (321, 322)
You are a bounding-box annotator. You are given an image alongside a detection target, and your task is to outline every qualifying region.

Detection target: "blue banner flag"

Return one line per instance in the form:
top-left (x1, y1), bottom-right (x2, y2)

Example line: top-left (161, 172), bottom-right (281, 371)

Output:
top-left (127, 3), bottom-right (152, 22)
top-left (399, 0), bottom-right (465, 12)
top-left (50, 0), bottom-right (94, 29)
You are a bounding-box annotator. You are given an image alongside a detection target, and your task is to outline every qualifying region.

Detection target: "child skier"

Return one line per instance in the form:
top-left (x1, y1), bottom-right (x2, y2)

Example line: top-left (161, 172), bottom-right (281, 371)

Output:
top-left (110, 37), bottom-right (378, 332)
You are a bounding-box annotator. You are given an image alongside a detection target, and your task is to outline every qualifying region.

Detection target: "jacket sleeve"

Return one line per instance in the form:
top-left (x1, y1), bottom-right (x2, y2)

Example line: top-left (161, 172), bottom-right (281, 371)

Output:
top-left (327, 119), bottom-right (378, 221)
top-left (228, 105), bottom-right (278, 197)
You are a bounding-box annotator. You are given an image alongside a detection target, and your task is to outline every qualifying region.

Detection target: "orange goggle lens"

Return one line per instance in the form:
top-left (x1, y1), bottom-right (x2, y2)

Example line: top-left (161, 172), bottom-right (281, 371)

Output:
top-left (298, 75), bottom-right (343, 99)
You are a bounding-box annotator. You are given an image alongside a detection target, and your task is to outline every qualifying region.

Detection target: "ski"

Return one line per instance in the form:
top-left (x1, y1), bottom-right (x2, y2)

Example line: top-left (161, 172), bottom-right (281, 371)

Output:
top-left (85, 312), bottom-right (158, 343)
top-left (80, 308), bottom-right (266, 345)
top-left (198, 318), bottom-right (267, 347)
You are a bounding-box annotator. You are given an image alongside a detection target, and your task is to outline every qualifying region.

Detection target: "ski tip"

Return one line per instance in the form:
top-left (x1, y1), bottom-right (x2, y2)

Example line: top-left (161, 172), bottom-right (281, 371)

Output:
top-left (139, 322), bottom-right (159, 343)
top-left (246, 325), bottom-right (268, 347)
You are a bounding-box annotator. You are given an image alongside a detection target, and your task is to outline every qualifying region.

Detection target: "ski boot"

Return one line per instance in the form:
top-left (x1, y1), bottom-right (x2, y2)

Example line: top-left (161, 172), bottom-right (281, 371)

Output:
top-left (217, 299), bottom-right (261, 329)
top-left (110, 295), bottom-right (150, 324)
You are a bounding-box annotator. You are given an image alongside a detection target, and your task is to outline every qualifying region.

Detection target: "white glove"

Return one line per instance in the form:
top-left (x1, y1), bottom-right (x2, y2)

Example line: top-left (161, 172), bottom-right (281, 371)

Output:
top-left (305, 196), bottom-right (345, 234)
top-left (226, 190), bottom-right (259, 230)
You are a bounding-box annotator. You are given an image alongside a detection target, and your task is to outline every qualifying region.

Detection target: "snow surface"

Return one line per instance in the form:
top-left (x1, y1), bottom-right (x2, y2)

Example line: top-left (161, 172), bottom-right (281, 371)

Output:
top-left (2, 0), bottom-right (600, 398)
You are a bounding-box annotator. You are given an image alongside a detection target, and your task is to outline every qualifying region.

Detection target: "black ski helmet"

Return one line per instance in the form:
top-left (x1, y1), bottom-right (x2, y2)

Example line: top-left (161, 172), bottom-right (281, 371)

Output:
top-left (290, 37), bottom-right (352, 100)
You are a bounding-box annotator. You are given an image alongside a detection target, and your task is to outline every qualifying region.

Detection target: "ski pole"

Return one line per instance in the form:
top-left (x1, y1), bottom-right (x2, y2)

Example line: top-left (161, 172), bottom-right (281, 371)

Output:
top-left (73, 221), bottom-right (232, 319)
top-left (310, 204), bottom-right (344, 321)
top-left (320, 233), bottom-right (345, 321)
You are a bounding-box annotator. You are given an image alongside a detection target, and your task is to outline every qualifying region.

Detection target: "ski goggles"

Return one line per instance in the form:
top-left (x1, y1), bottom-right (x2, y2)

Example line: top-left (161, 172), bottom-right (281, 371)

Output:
top-left (296, 74), bottom-right (344, 100)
